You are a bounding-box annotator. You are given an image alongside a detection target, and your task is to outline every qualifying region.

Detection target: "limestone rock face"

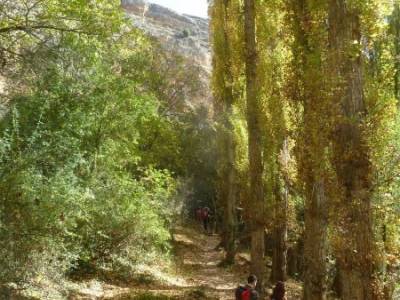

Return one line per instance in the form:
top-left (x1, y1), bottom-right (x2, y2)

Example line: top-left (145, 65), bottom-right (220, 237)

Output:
top-left (122, 0), bottom-right (211, 78)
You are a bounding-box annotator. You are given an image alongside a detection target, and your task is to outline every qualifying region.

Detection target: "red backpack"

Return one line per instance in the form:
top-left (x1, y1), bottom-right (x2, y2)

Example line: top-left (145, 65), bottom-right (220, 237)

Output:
top-left (235, 286), bottom-right (251, 300)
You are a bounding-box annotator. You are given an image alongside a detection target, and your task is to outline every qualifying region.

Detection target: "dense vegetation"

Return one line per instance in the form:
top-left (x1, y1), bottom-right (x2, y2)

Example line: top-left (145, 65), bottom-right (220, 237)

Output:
top-left (0, 0), bottom-right (216, 291)
top-left (0, 0), bottom-right (399, 299)
top-left (211, 0), bottom-right (399, 299)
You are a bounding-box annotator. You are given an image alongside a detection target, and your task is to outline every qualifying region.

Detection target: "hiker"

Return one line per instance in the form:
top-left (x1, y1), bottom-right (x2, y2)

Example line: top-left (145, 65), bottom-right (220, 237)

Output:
top-left (201, 206), bottom-right (210, 233)
top-left (236, 207), bottom-right (245, 233)
top-left (270, 281), bottom-right (286, 300)
top-left (235, 274), bottom-right (259, 300)
top-left (196, 207), bottom-right (203, 223)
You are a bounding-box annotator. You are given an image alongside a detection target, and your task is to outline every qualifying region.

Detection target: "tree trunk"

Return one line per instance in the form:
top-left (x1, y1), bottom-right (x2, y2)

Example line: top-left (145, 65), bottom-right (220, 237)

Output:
top-left (393, 4), bottom-right (400, 103)
top-left (224, 123), bottom-right (236, 264)
top-left (328, 1), bottom-right (383, 298)
top-left (222, 0), bottom-right (237, 265)
top-left (383, 263), bottom-right (396, 300)
top-left (271, 139), bottom-right (289, 283)
top-left (382, 225), bottom-right (396, 300)
top-left (211, 0), bottom-right (237, 264)
top-left (289, 1), bottom-right (329, 298)
top-left (287, 246), bottom-right (298, 278)
top-left (271, 178), bottom-right (288, 283)
top-left (244, 0), bottom-right (266, 293)
top-left (303, 180), bottom-right (328, 300)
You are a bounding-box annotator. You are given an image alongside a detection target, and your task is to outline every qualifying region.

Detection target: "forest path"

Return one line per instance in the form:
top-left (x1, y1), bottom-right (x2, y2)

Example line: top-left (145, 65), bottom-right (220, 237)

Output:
top-left (168, 224), bottom-right (246, 299)
top-left (113, 224), bottom-right (302, 300)
top-left (113, 224), bottom-right (248, 299)
top-left (73, 224), bottom-right (302, 299)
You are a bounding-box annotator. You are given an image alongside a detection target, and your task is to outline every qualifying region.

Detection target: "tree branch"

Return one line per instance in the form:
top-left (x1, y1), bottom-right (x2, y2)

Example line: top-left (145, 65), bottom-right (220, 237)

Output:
top-left (0, 24), bottom-right (96, 35)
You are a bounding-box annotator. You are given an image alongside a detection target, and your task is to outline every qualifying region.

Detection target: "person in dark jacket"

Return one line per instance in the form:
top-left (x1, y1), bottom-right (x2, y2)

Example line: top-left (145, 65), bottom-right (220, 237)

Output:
top-left (270, 281), bottom-right (286, 300)
top-left (201, 206), bottom-right (210, 232)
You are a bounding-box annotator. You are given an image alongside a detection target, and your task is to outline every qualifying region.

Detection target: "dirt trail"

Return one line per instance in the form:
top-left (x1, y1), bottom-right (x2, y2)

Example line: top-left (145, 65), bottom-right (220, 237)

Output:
top-left (169, 225), bottom-right (302, 299)
top-left (108, 225), bottom-right (247, 299)
top-left (72, 224), bottom-right (302, 300)
top-left (169, 225), bottom-right (246, 299)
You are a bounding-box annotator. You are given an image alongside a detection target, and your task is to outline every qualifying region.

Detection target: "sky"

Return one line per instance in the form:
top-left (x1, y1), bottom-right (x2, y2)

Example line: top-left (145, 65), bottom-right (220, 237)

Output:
top-left (150, 0), bottom-right (209, 18)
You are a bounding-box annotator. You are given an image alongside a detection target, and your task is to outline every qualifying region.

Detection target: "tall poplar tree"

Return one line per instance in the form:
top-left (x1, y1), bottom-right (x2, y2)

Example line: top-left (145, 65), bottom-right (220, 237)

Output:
top-left (244, 0), bottom-right (266, 291)
top-left (211, 0), bottom-right (237, 264)
top-left (328, 0), bottom-right (383, 298)
top-left (287, 1), bottom-right (330, 298)
top-left (256, 0), bottom-right (289, 283)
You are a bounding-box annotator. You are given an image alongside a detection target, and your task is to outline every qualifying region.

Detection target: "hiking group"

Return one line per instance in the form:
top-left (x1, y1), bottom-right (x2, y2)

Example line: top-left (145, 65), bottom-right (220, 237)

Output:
top-left (236, 275), bottom-right (286, 300)
top-left (194, 208), bottom-right (287, 300)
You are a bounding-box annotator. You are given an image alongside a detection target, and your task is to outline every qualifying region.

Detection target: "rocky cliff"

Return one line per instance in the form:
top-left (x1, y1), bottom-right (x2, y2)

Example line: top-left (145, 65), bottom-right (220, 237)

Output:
top-left (122, 0), bottom-right (211, 76)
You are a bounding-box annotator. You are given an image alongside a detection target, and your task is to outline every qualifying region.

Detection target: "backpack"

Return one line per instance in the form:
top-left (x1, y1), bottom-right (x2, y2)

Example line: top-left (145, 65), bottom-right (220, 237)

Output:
top-left (235, 286), bottom-right (251, 300)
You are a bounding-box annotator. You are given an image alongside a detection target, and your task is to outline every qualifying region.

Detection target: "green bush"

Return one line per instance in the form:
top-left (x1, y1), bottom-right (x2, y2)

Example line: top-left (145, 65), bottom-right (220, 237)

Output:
top-left (0, 0), bottom-right (212, 288)
top-left (0, 26), bottom-right (179, 285)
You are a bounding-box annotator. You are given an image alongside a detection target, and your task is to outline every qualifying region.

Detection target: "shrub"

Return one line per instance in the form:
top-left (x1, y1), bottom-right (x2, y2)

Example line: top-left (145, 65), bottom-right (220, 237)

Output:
top-left (0, 28), bottom-right (179, 285)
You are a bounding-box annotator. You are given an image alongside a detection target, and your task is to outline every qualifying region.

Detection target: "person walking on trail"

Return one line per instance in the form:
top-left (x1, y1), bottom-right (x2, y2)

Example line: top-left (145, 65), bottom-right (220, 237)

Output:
top-left (201, 206), bottom-right (211, 233)
top-left (235, 274), bottom-right (259, 300)
top-left (196, 207), bottom-right (203, 224)
top-left (270, 281), bottom-right (286, 300)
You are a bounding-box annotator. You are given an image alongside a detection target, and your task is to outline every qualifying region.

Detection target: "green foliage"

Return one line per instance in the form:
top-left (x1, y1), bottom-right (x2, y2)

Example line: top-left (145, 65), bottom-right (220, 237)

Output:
top-left (181, 29), bottom-right (190, 38)
top-left (0, 1), bottom-right (212, 286)
top-left (211, 0), bottom-right (400, 294)
top-left (0, 0), bottom-right (122, 72)
top-left (180, 106), bottom-right (218, 207)
top-left (0, 41), bottom-right (174, 283)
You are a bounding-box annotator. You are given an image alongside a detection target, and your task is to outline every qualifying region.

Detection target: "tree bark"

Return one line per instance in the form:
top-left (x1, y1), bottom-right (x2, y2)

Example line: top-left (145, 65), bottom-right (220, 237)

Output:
top-left (271, 140), bottom-right (289, 283)
top-left (289, 1), bottom-right (329, 298)
top-left (303, 180), bottom-right (328, 300)
top-left (328, 1), bottom-right (383, 298)
top-left (393, 4), bottom-right (400, 103)
top-left (211, 0), bottom-right (237, 264)
top-left (222, 0), bottom-right (237, 265)
top-left (223, 114), bottom-right (237, 264)
top-left (271, 178), bottom-right (288, 283)
top-left (244, 0), bottom-right (266, 293)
